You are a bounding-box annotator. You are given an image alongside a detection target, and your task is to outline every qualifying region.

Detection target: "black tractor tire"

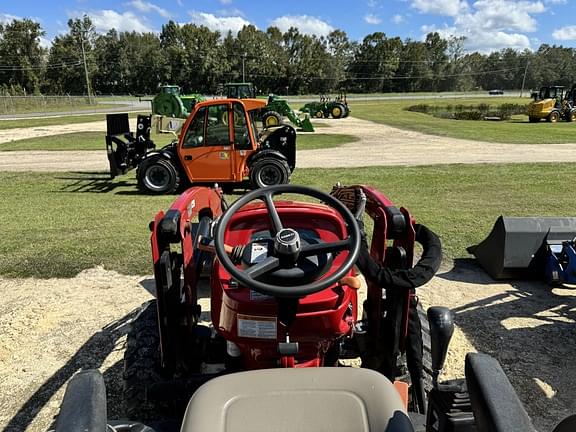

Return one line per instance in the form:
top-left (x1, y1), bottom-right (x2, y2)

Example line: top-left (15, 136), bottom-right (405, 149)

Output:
top-left (315, 110), bottom-right (324, 119)
top-left (137, 157), bottom-right (181, 194)
top-left (342, 105), bottom-right (350, 118)
top-left (528, 116), bottom-right (540, 123)
top-left (330, 103), bottom-right (345, 119)
top-left (406, 301), bottom-right (433, 414)
top-left (547, 111), bottom-right (560, 123)
top-left (418, 302), bottom-right (433, 394)
top-left (568, 110), bottom-right (576, 122)
top-left (249, 158), bottom-right (290, 189)
top-left (123, 300), bottom-right (172, 420)
top-left (262, 111), bottom-right (282, 128)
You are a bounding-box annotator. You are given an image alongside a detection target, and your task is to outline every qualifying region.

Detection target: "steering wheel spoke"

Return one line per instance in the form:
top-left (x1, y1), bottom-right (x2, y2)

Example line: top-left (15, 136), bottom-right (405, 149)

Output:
top-left (300, 239), bottom-right (351, 257)
top-left (262, 192), bottom-right (283, 235)
top-left (214, 185), bottom-right (361, 298)
top-left (245, 255), bottom-right (280, 279)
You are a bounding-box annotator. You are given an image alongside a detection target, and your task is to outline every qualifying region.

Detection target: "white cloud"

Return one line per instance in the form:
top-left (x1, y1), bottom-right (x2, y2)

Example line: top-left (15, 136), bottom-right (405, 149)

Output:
top-left (364, 14), bottom-right (382, 25)
top-left (553, 25), bottom-right (576, 40)
top-left (188, 11), bottom-right (251, 34)
top-left (464, 0), bottom-right (545, 32)
top-left (418, 0), bottom-right (547, 52)
top-left (130, 0), bottom-right (171, 18)
top-left (39, 36), bottom-right (52, 49)
top-left (545, 0), bottom-right (566, 4)
top-left (219, 0), bottom-right (233, 4)
top-left (392, 14), bottom-right (405, 24)
top-left (71, 10), bottom-right (153, 33)
top-left (269, 15), bottom-right (334, 36)
top-left (0, 13), bottom-right (20, 24)
top-left (411, 0), bottom-right (468, 17)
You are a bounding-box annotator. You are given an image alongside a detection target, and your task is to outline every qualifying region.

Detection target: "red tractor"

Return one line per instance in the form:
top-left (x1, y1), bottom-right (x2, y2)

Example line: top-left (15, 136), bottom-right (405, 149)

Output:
top-left (52, 184), bottom-right (576, 432)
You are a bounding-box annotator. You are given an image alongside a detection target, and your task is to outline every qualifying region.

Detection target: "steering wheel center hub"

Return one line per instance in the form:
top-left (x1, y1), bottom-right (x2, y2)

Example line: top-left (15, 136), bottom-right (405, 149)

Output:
top-left (274, 228), bottom-right (301, 260)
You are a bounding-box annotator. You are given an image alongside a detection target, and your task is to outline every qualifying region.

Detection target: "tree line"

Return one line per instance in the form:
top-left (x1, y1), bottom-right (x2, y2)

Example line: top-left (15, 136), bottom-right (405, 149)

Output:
top-left (2, 16), bottom-right (576, 96)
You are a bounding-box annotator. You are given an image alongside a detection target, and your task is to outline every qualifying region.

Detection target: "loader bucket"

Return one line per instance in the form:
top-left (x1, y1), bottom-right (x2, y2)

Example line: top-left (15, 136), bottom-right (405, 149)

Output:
top-left (467, 216), bottom-right (576, 279)
top-left (299, 116), bottom-right (315, 132)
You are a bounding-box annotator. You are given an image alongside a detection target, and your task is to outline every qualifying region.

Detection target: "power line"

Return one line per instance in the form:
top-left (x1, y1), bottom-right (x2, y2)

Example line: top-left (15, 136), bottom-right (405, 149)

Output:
top-left (0, 61), bottom-right (82, 71)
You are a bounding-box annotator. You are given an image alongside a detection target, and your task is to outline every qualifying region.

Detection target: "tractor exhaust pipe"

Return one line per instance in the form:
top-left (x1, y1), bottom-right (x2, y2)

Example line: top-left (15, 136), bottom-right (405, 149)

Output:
top-left (427, 306), bottom-right (454, 388)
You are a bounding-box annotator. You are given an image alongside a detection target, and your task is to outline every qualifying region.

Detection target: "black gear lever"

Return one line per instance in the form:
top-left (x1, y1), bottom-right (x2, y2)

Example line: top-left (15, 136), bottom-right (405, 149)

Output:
top-left (427, 306), bottom-right (454, 387)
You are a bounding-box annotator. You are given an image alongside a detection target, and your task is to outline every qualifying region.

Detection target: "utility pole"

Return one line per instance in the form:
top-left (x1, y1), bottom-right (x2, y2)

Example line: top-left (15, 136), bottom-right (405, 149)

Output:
top-left (520, 60), bottom-right (529, 98)
top-left (242, 53), bottom-right (247, 83)
top-left (80, 31), bottom-right (92, 104)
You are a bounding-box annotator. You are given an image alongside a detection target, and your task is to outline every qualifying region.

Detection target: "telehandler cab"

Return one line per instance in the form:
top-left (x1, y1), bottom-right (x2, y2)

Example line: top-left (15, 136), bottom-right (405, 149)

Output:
top-left (106, 98), bottom-right (296, 194)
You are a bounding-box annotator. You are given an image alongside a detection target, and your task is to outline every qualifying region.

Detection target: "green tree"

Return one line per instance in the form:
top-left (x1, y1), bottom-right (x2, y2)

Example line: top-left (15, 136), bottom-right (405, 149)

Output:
top-left (44, 16), bottom-right (96, 95)
top-left (0, 19), bottom-right (46, 94)
top-left (348, 33), bottom-right (401, 92)
top-left (424, 32), bottom-right (448, 91)
top-left (394, 40), bottom-right (429, 92)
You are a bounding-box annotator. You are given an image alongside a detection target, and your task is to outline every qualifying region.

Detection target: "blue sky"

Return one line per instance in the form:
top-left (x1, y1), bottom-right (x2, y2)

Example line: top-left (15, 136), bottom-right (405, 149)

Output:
top-left (2, 0), bottom-right (576, 53)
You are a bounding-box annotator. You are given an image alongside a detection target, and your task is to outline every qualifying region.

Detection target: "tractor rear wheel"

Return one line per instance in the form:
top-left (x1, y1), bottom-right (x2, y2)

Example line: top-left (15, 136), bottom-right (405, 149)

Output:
top-left (331, 103), bottom-right (345, 119)
top-left (547, 111), bottom-right (560, 123)
top-left (262, 111), bottom-right (282, 128)
top-left (138, 157), bottom-right (181, 194)
top-left (249, 158), bottom-right (290, 189)
top-left (123, 300), bottom-right (172, 420)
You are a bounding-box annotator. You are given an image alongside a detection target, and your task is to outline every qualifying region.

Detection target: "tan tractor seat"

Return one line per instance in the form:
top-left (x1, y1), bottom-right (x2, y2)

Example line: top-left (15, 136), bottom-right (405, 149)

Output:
top-left (181, 367), bottom-right (413, 432)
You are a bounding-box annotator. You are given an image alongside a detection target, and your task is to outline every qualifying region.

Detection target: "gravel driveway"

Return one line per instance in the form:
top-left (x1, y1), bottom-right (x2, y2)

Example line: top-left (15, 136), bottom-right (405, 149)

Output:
top-left (2, 117), bottom-right (576, 171)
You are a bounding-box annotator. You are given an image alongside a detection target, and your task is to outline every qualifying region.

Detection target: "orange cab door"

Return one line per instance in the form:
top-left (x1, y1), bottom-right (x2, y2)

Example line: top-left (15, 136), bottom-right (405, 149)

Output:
top-left (179, 103), bottom-right (235, 182)
top-left (230, 101), bottom-right (257, 180)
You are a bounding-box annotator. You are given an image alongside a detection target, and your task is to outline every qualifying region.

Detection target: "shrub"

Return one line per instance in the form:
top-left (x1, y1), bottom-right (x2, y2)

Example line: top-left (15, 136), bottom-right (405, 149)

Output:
top-left (406, 104), bottom-right (431, 113)
top-left (454, 111), bottom-right (483, 120)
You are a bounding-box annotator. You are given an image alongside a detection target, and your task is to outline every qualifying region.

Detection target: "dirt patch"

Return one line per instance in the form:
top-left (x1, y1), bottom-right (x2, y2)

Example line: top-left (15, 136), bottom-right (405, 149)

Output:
top-left (0, 264), bottom-right (574, 431)
top-left (3, 117), bottom-right (576, 171)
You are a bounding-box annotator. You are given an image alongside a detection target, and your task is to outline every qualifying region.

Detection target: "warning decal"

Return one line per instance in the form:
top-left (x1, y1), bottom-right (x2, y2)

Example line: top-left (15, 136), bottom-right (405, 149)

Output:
top-left (237, 314), bottom-right (277, 339)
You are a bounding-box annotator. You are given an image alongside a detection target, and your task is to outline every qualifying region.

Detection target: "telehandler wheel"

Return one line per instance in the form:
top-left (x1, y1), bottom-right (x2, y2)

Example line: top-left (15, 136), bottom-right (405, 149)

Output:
top-left (138, 157), bottom-right (181, 194)
top-left (262, 111), bottom-right (282, 128)
top-left (249, 158), bottom-right (290, 189)
top-left (547, 111), bottom-right (560, 123)
top-left (331, 103), bottom-right (345, 119)
top-left (123, 300), bottom-right (172, 420)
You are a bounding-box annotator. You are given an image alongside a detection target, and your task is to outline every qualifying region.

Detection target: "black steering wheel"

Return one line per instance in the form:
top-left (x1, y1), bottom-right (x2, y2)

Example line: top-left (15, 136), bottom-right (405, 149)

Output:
top-left (214, 185), bottom-right (361, 298)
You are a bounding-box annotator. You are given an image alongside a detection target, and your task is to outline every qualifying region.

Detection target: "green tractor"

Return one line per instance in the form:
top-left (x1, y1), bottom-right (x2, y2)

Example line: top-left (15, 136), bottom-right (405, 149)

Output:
top-left (225, 82), bottom-right (257, 99)
top-left (261, 94), bottom-right (314, 132)
top-left (151, 85), bottom-right (205, 119)
top-left (224, 82), bottom-right (314, 132)
top-left (300, 94), bottom-right (350, 119)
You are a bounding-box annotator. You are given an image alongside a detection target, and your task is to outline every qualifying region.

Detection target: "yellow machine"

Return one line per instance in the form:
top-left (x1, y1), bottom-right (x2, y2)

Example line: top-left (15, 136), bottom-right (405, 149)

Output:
top-left (527, 85), bottom-right (576, 123)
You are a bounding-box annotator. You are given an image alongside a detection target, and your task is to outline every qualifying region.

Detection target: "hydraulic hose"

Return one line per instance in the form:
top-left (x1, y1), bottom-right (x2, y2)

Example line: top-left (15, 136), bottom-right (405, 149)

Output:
top-left (356, 223), bottom-right (442, 290)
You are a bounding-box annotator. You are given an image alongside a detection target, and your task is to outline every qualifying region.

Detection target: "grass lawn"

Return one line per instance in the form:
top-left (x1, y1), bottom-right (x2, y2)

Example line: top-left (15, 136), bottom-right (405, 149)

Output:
top-left (2, 131), bottom-right (357, 151)
top-left (0, 163), bottom-right (574, 278)
top-left (351, 97), bottom-right (576, 144)
top-left (0, 103), bottom-right (120, 115)
top-left (2, 131), bottom-right (175, 151)
top-left (297, 133), bottom-right (358, 150)
top-left (0, 112), bottom-right (140, 130)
